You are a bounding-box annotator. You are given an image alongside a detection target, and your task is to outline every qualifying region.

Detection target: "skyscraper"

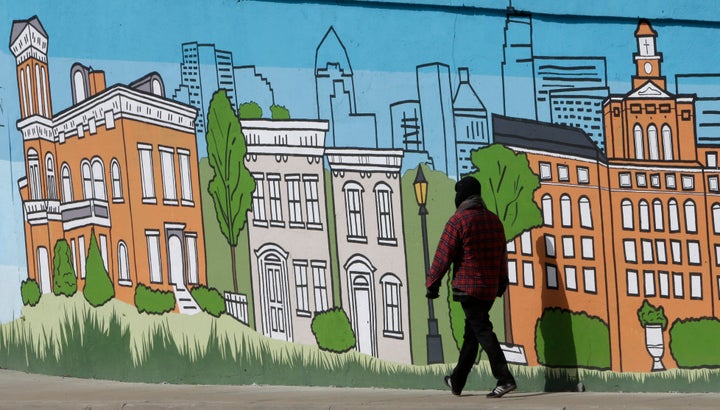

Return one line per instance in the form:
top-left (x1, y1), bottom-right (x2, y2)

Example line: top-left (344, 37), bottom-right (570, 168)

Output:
top-left (453, 67), bottom-right (490, 176)
top-left (417, 63), bottom-right (457, 180)
top-left (501, 10), bottom-right (536, 120)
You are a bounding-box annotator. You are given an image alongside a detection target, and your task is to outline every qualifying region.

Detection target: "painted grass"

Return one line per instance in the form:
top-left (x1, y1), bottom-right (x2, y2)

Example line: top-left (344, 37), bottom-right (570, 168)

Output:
top-left (1, 294), bottom-right (719, 392)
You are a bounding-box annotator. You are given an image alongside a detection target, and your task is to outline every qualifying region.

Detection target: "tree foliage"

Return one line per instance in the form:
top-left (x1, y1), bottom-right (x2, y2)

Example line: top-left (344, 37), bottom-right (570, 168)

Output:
top-left (468, 144), bottom-right (542, 241)
top-left (20, 279), bottom-right (41, 306)
top-left (52, 239), bottom-right (77, 297)
top-left (311, 308), bottom-right (356, 353)
top-left (270, 104), bottom-right (290, 120)
top-left (238, 101), bottom-right (262, 119)
top-left (83, 228), bottom-right (115, 307)
top-left (206, 90), bottom-right (256, 293)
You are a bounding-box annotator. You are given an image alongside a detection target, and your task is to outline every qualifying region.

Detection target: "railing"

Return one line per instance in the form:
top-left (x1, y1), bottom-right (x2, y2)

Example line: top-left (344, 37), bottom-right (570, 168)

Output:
top-left (23, 199), bottom-right (61, 225)
top-left (59, 199), bottom-right (111, 229)
top-left (224, 292), bottom-right (249, 325)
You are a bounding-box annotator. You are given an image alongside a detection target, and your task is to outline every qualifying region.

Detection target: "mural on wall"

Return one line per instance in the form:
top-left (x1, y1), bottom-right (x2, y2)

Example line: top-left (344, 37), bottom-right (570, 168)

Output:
top-left (2, 0), bottom-right (720, 391)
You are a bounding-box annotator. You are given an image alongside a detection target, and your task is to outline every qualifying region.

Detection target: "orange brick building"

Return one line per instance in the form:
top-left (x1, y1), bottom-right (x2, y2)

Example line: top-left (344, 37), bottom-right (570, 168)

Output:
top-left (496, 20), bottom-right (719, 372)
top-left (9, 16), bottom-right (207, 310)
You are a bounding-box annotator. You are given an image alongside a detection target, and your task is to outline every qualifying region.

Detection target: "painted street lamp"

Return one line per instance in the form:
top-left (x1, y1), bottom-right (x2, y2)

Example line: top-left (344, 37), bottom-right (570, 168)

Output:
top-left (413, 165), bottom-right (444, 364)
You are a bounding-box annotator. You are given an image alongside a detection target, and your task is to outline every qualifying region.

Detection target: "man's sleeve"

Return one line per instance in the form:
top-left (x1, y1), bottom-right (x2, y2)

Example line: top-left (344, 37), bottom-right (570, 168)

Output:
top-left (426, 217), bottom-right (459, 291)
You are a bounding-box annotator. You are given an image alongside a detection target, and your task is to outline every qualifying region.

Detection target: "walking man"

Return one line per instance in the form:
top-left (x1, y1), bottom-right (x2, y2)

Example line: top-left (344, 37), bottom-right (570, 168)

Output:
top-left (426, 176), bottom-right (516, 398)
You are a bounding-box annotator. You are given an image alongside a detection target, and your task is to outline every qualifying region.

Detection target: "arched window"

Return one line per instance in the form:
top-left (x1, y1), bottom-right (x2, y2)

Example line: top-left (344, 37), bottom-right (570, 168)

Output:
top-left (45, 153), bottom-right (57, 200)
top-left (647, 124), bottom-right (659, 160)
top-left (343, 181), bottom-right (366, 239)
top-left (25, 67), bottom-right (33, 116)
top-left (713, 203), bottom-right (720, 234)
top-left (35, 64), bottom-right (44, 116)
top-left (653, 199), bottom-right (664, 231)
top-left (374, 182), bottom-right (395, 243)
top-left (27, 148), bottom-right (41, 200)
top-left (81, 160), bottom-right (92, 199)
top-left (380, 273), bottom-right (403, 336)
top-left (639, 200), bottom-right (650, 231)
top-left (579, 196), bottom-right (592, 228)
top-left (111, 159), bottom-right (123, 201)
top-left (20, 67), bottom-right (28, 117)
top-left (622, 199), bottom-right (633, 229)
top-left (41, 66), bottom-right (49, 118)
top-left (560, 195), bottom-right (572, 227)
top-left (542, 194), bottom-right (553, 226)
top-left (668, 199), bottom-right (680, 232)
top-left (684, 200), bottom-right (697, 233)
top-left (634, 124), bottom-right (644, 159)
top-left (118, 241), bottom-right (130, 282)
top-left (662, 124), bottom-right (673, 160)
top-left (91, 158), bottom-right (106, 201)
top-left (61, 164), bottom-right (73, 203)
top-left (73, 70), bottom-right (86, 103)
top-left (152, 79), bottom-right (163, 96)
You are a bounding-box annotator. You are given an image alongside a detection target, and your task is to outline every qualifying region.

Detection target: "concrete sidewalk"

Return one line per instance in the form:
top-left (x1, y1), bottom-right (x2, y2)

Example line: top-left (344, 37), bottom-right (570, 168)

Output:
top-left (0, 368), bottom-right (717, 409)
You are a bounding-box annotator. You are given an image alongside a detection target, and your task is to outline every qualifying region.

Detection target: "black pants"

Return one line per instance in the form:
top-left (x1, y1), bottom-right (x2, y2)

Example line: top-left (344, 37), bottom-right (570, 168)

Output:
top-left (449, 298), bottom-right (515, 393)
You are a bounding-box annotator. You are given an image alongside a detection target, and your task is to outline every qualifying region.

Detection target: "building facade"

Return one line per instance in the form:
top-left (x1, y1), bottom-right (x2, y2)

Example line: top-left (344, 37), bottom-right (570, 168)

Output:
top-left (10, 16), bottom-right (207, 310)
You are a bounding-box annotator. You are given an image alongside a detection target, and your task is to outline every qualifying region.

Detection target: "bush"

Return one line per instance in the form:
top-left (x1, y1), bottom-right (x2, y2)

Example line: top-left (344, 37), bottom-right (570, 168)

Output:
top-left (190, 285), bottom-right (225, 317)
top-left (637, 299), bottom-right (668, 330)
top-left (270, 104), bottom-right (290, 119)
top-left (20, 279), bottom-right (41, 306)
top-left (311, 308), bottom-right (356, 353)
top-left (53, 239), bottom-right (77, 297)
top-left (83, 229), bottom-right (114, 307)
top-left (535, 307), bottom-right (611, 369)
top-left (134, 283), bottom-right (176, 315)
top-left (670, 317), bottom-right (720, 368)
top-left (238, 101), bottom-right (262, 119)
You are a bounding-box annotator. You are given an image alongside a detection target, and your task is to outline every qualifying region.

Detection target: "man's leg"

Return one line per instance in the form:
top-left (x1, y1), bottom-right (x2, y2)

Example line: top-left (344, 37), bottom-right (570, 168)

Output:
top-left (449, 316), bottom-right (479, 394)
top-left (463, 299), bottom-right (515, 386)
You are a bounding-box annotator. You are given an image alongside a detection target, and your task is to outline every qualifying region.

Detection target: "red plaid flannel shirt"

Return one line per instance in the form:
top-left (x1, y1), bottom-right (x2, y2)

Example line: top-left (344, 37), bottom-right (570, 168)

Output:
top-left (426, 198), bottom-right (508, 300)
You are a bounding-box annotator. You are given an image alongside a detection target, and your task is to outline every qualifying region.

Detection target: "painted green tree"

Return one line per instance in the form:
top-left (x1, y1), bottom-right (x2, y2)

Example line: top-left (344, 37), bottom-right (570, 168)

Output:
top-left (311, 308), bottom-right (356, 353)
top-left (270, 104), bottom-right (290, 119)
top-left (447, 144), bottom-right (543, 348)
top-left (52, 239), bottom-right (77, 297)
top-left (207, 90), bottom-right (256, 293)
top-left (83, 228), bottom-right (115, 307)
top-left (238, 101), bottom-right (262, 119)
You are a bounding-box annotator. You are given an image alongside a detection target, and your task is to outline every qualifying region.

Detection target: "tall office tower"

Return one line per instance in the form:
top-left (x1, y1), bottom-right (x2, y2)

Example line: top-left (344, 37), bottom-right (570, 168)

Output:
top-left (676, 74), bottom-right (720, 146)
top-left (549, 87), bottom-right (609, 151)
top-left (417, 63), bottom-right (458, 180)
top-left (534, 56), bottom-right (607, 121)
top-left (501, 9), bottom-right (536, 120)
top-left (315, 27), bottom-right (356, 146)
top-left (453, 68), bottom-right (490, 176)
top-left (390, 100), bottom-right (422, 151)
top-left (234, 65), bottom-right (276, 115)
top-left (173, 42), bottom-right (237, 159)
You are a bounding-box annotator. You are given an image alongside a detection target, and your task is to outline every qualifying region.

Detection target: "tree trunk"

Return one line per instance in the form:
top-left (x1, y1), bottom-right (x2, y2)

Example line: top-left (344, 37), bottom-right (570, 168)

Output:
top-left (230, 245), bottom-right (239, 294)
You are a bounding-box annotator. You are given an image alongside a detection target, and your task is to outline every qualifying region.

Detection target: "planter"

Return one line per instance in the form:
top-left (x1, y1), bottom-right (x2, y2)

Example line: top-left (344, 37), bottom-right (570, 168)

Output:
top-left (644, 324), bottom-right (665, 371)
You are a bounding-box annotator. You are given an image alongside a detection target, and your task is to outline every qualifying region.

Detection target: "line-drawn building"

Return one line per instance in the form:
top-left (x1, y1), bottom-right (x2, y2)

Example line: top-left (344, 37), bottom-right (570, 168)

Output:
top-left (496, 19), bottom-right (720, 372)
top-left (10, 16), bottom-right (207, 312)
top-left (326, 148), bottom-right (412, 363)
top-left (453, 67), bottom-right (490, 176)
top-left (676, 74), bottom-right (720, 146)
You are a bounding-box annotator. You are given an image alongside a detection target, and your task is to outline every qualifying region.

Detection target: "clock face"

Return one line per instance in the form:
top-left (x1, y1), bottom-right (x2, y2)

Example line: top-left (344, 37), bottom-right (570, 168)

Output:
top-left (644, 62), bottom-right (653, 74)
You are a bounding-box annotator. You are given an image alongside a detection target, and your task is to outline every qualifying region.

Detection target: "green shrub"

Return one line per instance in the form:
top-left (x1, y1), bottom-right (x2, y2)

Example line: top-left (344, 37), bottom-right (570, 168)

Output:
top-left (238, 101), bottom-right (262, 119)
top-left (270, 104), bottom-right (290, 119)
top-left (134, 283), bottom-right (176, 315)
top-left (637, 299), bottom-right (668, 330)
top-left (83, 229), bottom-right (114, 307)
top-left (53, 239), bottom-right (77, 297)
top-left (535, 307), bottom-right (611, 369)
top-left (670, 317), bottom-right (720, 368)
top-left (311, 308), bottom-right (356, 353)
top-left (20, 279), bottom-right (41, 306)
top-left (190, 285), bottom-right (225, 317)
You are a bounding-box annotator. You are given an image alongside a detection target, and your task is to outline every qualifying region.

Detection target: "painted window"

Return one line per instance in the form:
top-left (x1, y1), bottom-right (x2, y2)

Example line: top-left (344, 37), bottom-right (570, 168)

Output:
top-left (557, 165), bottom-right (569, 181)
top-left (636, 173), bottom-right (647, 187)
top-left (565, 266), bottom-right (577, 291)
top-left (520, 231), bottom-right (532, 256)
top-left (560, 195), bottom-right (572, 227)
top-left (138, 144), bottom-right (155, 202)
top-left (671, 240), bottom-right (682, 264)
top-left (375, 183), bottom-right (396, 244)
top-left (159, 146), bottom-right (177, 204)
top-left (562, 236), bottom-right (575, 258)
top-left (681, 175), bottom-right (694, 190)
top-left (579, 196), bottom-right (592, 228)
top-left (713, 204), bottom-right (720, 234)
top-left (268, 174), bottom-right (284, 226)
top-left (178, 150), bottom-right (193, 204)
top-left (644, 270), bottom-right (656, 296)
top-left (381, 273), bottom-right (403, 336)
top-left (99, 234), bottom-right (108, 271)
top-left (111, 159), bottom-right (123, 201)
top-left (522, 261), bottom-right (534, 288)
top-left (656, 240), bottom-right (667, 263)
top-left (539, 162), bottom-right (551, 180)
top-left (653, 199), bottom-right (664, 231)
top-left (91, 159), bottom-right (106, 201)
top-left (544, 234), bottom-right (556, 258)
top-left (581, 237), bottom-right (594, 259)
top-left (186, 234), bottom-right (199, 285)
top-left (662, 124), bottom-right (673, 160)
top-left (707, 152), bottom-right (718, 168)
top-left (252, 173), bottom-right (267, 226)
top-left (344, 182), bottom-right (366, 241)
top-left (312, 261), bottom-right (329, 312)
top-left (621, 199), bottom-right (633, 229)
top-left (634, 124), bottom-right (644, 159)
top-left (619, 173), bottom-right (631, 187)
top-left (286, 175), bottom-right (303, 227)
top-left (546, 264), bottom-right (558, 289)
top-left (303, 175), bottom-right (322, 228)
top-left (673, 273), bottom-right (684, 298)
top-left (20, 67), bottom-right (28, 116)
top-left (583, 268), bottom-right (596, 293)
top-left (648, 124), bottom-right (659, 160)
top-left (641, 239), bottom-right (654, 263)
top-left (73, 70), bottom-right (86, 102)
top-left (688, 241), bottom-right (701, 265)
top-left (293, 260), bottom-right (310, 316)
top-left (508, 260), bottom-right (517, 284)
top-left (627, 270), bottom-right (639, 296)
top-left (45, 153), bottom-right (57, 200)
top-left (27, 149), bottom-right (41, 200)
top-left (118, 241), bottom-right (130, 283)
top-left (639, 200), bottom-right (650, 231)
top-left (542, 194), bottom-right (553, 226)
top-left (624, 239), bottom-right (637, 263)
top-left (710, 176), bottom-right (719, 192)
top-left (61, 164), bottom-right (73, 203)
top-left (668, 199), bottom-right (680, 232)
top-left (146, 230), bottom-right (162, 283)
top-left (690, 273), bottom-right (702, 299)
top-left (666, 174), bottom-right (676, 189)
top-left (78, 236), bottom-right (86, 279)
top-left (684, 200), bottom-right (697, 233)
top-left (658, 271), bottom-right (670, 298)
top-left (577, 167), bottom-right (589, 184)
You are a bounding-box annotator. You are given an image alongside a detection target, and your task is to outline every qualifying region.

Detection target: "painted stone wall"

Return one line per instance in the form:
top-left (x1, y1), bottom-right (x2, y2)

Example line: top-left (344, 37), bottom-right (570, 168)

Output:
top-left (2, 0), bottom-right (720, 392)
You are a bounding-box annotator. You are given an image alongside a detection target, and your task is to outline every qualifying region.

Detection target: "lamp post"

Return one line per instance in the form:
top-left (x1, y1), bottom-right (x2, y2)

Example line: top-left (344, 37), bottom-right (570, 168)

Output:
top-left (413, 165), bottom-right (444, 364)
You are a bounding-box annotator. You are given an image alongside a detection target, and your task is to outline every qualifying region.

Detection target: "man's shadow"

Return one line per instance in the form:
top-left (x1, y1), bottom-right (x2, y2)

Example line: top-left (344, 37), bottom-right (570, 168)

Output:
top-left (536, 235), bottom-right (581, 392)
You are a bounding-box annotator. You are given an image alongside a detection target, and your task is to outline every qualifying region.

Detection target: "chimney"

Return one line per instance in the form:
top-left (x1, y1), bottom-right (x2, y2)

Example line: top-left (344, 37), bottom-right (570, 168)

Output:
top-left (458, 67), bottom-right (470, 84)
top-left (88, 70), bottom-right (106, 95)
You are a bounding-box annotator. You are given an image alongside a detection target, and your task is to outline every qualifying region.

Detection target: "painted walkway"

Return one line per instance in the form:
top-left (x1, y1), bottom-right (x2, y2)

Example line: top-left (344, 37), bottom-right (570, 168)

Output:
top-left (0, 369), bottom-right (717, 409)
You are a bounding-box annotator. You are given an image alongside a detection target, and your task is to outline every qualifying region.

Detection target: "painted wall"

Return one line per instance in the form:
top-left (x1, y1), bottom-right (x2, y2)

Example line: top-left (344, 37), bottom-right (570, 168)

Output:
top-left (2, 0), bottom-right (720, 392)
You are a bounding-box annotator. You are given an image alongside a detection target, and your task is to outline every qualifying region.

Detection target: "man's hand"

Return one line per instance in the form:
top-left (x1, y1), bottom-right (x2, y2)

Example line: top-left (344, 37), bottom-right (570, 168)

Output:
top-left (426, 288), bottom-right (440, 299)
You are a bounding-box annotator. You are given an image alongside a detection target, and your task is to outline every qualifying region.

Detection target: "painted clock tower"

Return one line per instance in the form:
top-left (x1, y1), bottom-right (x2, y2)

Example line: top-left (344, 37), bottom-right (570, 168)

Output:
top-left (632, 19), bottom-right (665, 90)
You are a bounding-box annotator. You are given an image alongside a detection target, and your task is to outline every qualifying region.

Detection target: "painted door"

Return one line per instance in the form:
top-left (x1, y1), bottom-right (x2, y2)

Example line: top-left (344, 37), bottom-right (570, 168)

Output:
top-left (36, 247), bottom-right (51, 294)
top-left (266, 262), bottom-right (288, 341)
top-left (352, 274), bottom-right (375, 356)
top-left (168, 235), bottom-right (185, 289)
